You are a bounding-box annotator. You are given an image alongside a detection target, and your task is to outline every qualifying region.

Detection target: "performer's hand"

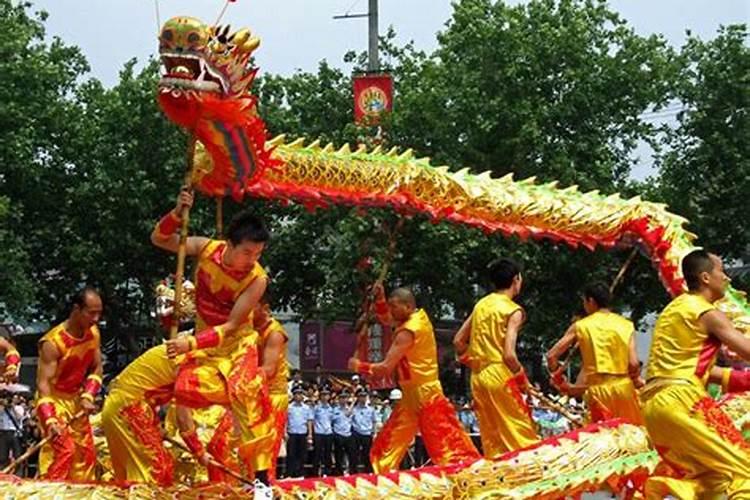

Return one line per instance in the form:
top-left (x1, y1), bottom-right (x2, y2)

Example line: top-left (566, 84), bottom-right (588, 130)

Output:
top-left (372, 282), bottom-right (386, 302)
top-left (347, 357), bottom-right (359, 372)
top-left (2, 367), bottom-right (18, 383)
top-left (47, 422), bottom-right (62, 437)
top-left (197, 453), bottom-right (211, 467)
top-left (80, 398), bottom-right (97, 414)
top-left (174, 188), bottom-right (194, 216)
top-left (166, 337), bottom-right (192, 358)
top-left (370, 363), bottom-right (389, 378)
top-left (632, 376), bottom-right (645, 389)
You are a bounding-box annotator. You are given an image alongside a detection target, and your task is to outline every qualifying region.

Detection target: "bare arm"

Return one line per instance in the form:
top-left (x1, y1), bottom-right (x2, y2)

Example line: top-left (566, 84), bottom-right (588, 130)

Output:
top-left (371, 283), bottom-right (393, 326)
top-left (701, 310), bottom-right (750, 361)
top-left (503, 310), bottom-right (525, 374)
top-left (0, 338), bottom-right (12, 355)
top-left (546, 323), bottom-right (577, 372)
top-left (36, 341), bottom-right (60, 400)
top-left (452, 315), bottom-right (472, 355)
top-left (261, 330), bottom-right (286, 380)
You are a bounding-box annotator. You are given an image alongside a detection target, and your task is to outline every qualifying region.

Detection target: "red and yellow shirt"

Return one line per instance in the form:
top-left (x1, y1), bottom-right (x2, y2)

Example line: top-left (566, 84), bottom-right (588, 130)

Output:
top-left (38, 322), bottom-right (100, 395)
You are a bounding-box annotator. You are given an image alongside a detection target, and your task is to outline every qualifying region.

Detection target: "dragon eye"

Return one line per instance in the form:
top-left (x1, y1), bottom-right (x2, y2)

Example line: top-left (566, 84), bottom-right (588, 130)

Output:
top-left (187, 32), bottom-right (200, 44)
top-left (161, 29), bottom-right (174, 42)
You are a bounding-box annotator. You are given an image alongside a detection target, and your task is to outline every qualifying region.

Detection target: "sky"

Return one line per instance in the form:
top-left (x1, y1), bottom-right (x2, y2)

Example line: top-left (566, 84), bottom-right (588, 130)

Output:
top-left (26, 0), bottom-right (749, 179)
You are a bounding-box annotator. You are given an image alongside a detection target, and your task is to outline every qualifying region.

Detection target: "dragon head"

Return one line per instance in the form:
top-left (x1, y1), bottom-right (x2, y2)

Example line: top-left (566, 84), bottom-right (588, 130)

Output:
top-left (158, 16), bottom-right (260, 99)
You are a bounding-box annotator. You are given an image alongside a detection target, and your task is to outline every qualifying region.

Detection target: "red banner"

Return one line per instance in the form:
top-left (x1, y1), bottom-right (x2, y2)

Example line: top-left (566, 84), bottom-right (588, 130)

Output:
top-left (353, 73), bottom-right (393, 123)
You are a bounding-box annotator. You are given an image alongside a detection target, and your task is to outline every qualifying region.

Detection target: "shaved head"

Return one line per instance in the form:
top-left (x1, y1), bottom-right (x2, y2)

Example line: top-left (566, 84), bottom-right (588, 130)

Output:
top-left (389, 287), bottom-right (416, 307)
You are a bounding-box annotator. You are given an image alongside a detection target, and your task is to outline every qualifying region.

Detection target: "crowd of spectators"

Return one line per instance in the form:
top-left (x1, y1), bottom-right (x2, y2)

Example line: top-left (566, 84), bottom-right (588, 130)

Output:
top-left (0, 394), bottom-right (41, 478)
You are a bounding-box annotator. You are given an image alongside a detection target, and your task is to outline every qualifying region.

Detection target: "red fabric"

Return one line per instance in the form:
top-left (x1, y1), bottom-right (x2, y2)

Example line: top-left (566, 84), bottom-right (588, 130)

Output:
top-left (354, 360), bottom-right (374, 376)
top-left (4, 353), bottom-right (20, 367)
top-left (727, 370), bottom-right (750, 393)
top-left (43, 429), bottom-right (75, 480)
top-left (180, 429), bottom-right (206, 457)
top-left (54, 348), bottom-right (95, 394)
top-left (227, 345), bottom-right (272, 427)
top-left (173, 361), bottom-right (218, 409)
top-left (695, 336), bottom-right (721, 379)
top-left (37, 402), bottom-right (57, 427)
top-left (82, 376), bottom-right (101, 400)
top-left (693, 396), bottom-right (750, 451)
top-left (353, 74), bottom-right (393, 123)
top-left (156, 211), bottom-right (180, 236)
top-left (120, 402), bottom-right (174, 486)
top-left (588, 398), bottom-right (614, 422)
top-left (206, 410), bottom-right (239, 483)
top-left (505, 371), bottom-right (533, 420)
top-left (195, 327), bottom-right (221, 350)
top-left (418, 394), bottom-right (480, 464)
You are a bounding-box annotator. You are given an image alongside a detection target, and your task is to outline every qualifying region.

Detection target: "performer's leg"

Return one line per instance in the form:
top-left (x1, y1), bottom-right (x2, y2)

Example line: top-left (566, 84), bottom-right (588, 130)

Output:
top-left (267, 393), bottom-right (288, 481)
top-left (471, 364), bottom-right (538, 458)
top-left (585, 376), bottom-right (643, 425)
top-left (417, 388), bottom-right (479, 466)
top-left (370, 401), bottom-right (419, 474)
top-left (38, 395), bottom-right (77, 480)
top-left (644, 384), bottom-right (750, 498)
top-left (68, 399), bottom-right (96, 481)
top-left (206, 409), bottom-right (239, 483)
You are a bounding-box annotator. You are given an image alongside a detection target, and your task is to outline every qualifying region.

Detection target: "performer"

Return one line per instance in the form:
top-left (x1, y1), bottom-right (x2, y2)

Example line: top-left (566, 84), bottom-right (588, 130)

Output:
top-left (642, 250), bottom-right (750, 499)
top-left (546, 282), bottom-right (644, 424)
top-left (452, 258), bottom-right (538, 458)
top-left (36, 287), bottom-right (103, 480)
top-left (207, 295), bottom-right (290, 482)
top-left (153, 189), bottom-right (275, 485)
top-left (0, 337), bottom-right (20, 383)
top-left (350, 285), bottom-right (479, 473)
top-left (101, 345), bottom-right (176, 486)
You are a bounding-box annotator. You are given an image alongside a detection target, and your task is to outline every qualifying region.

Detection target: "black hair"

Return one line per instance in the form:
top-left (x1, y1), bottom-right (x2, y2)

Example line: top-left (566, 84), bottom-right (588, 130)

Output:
top-left (226, 210), bottom-right (270, 246)
top-left (70, 286), bottom-right (101, 311)
top-left (582, 282), bottom-right (611, 308)
top-left (487, 258), bottom-right (522, 290)
top-left (682, 249), bottom-right (714, 291)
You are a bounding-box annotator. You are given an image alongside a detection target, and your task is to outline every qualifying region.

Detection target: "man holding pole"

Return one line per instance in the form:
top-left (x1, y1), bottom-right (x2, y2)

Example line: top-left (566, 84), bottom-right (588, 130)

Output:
top-left (152, 189), bottom-right (276, 486)
top-left (452, 258), bottom-right (539, 458)
top-left (36, 287), bottom-right (103, 480)
top-left (350, 284), bottom-right (479, 473)
top-left (546, 282), bottom-right (644, 424)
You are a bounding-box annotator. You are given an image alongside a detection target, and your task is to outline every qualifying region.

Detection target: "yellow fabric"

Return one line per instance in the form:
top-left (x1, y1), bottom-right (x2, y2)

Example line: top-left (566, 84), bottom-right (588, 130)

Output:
top-left (647, 293), bottom-right (717, 382)
top-left (38, 322), bottom-right (100, 395)
top-left (642, 383), bottom-right (750, 499)
top-left (39, 390), bottom-right (96, 481)
top-left (251, 391), bottom-right (288, 477)
top-left (259, 317), bottom-right (289, 394)
top-left (583, 373), bottom-right (643, 425)
top-left (396, 309), bottom-right (439, 388)
top-left (575, 311), bottom-right (633, 377)
top-left (370, 380), bottom-right (477, 473)
top-left (102, 345), bottom-right (177, 485)
top-left (471, 362), bottom-right (538, 457)
top-left (467, 293), bottom-right (522, 364)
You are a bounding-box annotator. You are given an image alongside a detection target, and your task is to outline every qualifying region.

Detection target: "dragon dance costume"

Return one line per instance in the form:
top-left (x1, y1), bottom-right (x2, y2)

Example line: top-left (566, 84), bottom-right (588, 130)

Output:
top-left (369, 309), bottom-right (479, 473)
top-left (173, 238), bottom-right (275, 473)
top-left (642, 293), bottom-right (750, 499)
top-left (36, 323), bottom-right (101, 480)
top-left (574, 311), bottom-right (643, 424)
top-left (466, 293), bottom-right (538, 458)
top-left (101, 345), bottom-right (176, 485)
top-left (208, 315), bottom-right (289, 482)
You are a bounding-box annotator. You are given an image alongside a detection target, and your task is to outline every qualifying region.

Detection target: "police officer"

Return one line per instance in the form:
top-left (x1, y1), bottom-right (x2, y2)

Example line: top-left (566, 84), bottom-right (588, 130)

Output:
top-left (332, 391), bottom-right (354, 475)
top-left (312, 386), bottom-right (334, 476)
top-left (286, 386), bottom-right (313, 478)
top-left (351, 388), bottom-right (378, 473)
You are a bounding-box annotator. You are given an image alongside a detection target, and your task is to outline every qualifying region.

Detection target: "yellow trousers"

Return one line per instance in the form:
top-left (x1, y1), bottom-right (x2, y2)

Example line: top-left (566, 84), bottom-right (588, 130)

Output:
top-left (642, 382), bottom-right (750, 499)
top-left (471, 363), bottom-right (538, 458)
top-left (370, 380), bottom-right (479, 473)
top-left (175, 338), bottom-right (276, 472)
top-left (39, 391), bottom-right (95, 481)
top-left (102, 345), bottom-right (177, 485)
top-left (584, 373), bottom-right (643, 425)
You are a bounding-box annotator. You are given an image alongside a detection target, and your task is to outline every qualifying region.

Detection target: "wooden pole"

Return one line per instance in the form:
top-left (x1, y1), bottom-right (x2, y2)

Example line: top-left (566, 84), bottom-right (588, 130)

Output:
top-left (169, 134), bottom-right (198, 340)
top-left (609, 247), bottom-right (639, 295)
top-left (2, 410), bottom-right (87, 474)
top-left (163, 435), bottom-right (254, 486)
top-left (528, 386), bottom-right (584, 427)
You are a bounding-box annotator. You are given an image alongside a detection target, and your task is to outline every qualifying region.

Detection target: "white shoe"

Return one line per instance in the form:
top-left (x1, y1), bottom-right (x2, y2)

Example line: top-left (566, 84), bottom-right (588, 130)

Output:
top-left (253, 480), bottom-right (273, 500)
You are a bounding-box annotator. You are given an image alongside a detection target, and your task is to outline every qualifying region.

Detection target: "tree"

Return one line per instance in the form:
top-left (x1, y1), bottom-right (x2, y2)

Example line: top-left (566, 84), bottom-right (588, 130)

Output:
top-left (658, 25), bottom-right (749, 264)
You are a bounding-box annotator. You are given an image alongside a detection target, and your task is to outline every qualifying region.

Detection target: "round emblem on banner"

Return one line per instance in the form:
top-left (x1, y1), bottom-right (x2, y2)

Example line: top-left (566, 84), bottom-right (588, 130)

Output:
top-left (358, 86), bottom-right (389, 117)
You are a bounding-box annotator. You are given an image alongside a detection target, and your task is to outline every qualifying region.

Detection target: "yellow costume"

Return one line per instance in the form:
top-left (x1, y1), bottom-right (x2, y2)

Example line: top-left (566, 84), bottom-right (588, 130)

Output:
top-left (643, 293), bottom-right (750, 499)
top-left (174, 239), bottom-right (275, 472)
top-left (37, 322), bottom-right (99, 481)
top-left (101, 345), bottom-right (177, 485)
top-left (575, 311), bottom-right (643, 424)
top-left (370, 309), bottom-right (479, 473)
top-left (467, 293), bottom-right (538, 458)
top-left (207, 316), bottom-right (290, 482)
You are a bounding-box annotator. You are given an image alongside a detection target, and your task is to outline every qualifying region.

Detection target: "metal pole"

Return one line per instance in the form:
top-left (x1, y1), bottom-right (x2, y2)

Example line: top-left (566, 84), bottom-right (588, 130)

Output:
top-left (368, 0), bottom-right (379, 72)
